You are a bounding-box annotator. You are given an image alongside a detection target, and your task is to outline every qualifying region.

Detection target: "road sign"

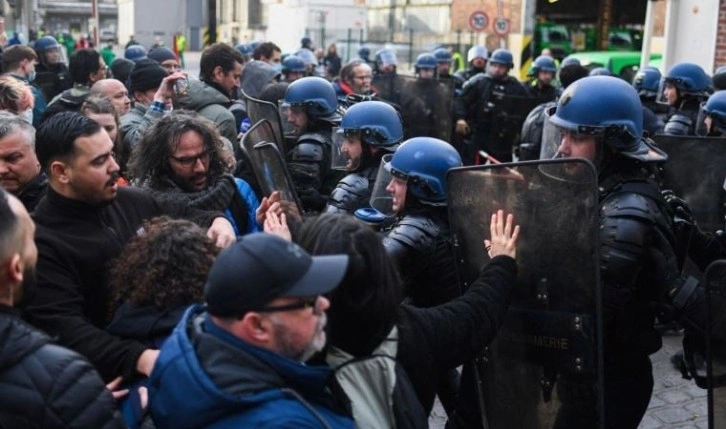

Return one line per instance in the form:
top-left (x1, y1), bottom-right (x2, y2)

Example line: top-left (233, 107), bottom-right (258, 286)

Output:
top-left (469, 11), bottom-right (489, 32)
top-left (494, 18), bottom-right (510, 36)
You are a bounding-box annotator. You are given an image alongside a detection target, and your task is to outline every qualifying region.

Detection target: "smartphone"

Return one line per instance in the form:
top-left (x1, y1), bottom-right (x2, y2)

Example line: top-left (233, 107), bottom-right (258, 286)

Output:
top-left (174, 76), bottom-right (190, 95)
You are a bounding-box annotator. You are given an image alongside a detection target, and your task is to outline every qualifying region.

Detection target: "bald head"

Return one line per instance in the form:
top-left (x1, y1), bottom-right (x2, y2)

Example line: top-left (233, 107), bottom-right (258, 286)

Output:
top-left (0, 189), bottom-right (37, 305)
top-left (90, 79), bottom-right (131, 116)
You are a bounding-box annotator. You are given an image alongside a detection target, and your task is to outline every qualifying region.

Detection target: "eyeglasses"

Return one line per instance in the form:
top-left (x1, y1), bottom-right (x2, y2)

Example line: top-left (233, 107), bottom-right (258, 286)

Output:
top-left (353, 75), bottom-right (373, 81)
top-left (169, 149), bottom-right (212, 167)
top-left (257, 296), bottom-right (323, 316)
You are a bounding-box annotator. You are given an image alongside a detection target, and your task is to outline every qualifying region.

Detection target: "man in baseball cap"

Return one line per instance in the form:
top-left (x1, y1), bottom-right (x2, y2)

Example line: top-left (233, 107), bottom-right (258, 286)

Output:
top-left (148, 233), bottom-right (354, 428)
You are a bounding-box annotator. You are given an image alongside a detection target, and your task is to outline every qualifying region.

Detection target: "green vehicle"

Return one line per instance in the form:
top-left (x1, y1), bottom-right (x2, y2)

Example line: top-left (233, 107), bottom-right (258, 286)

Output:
top-left (535, 22), bottom-right (572, 61)
top-left (562, 51), bottom-right (663, 83)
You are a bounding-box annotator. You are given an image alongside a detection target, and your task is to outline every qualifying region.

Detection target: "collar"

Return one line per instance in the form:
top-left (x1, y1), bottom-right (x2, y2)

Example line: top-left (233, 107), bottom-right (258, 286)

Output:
top-left (200, 79), bottom-right (232, 100)
top-left (337, 80), bottom-right (355, 95)
top-left (43, 186), bottom-right (108, 222)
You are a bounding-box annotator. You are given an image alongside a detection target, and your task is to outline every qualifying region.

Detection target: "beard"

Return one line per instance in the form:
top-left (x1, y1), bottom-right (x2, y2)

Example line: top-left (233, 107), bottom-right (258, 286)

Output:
top-left (272, 312), bottom-right (328, 362)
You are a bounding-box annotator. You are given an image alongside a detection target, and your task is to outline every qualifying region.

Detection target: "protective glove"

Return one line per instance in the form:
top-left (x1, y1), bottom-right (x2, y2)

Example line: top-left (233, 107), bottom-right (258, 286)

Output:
top-left (455, 119), bottom-right (470, 135)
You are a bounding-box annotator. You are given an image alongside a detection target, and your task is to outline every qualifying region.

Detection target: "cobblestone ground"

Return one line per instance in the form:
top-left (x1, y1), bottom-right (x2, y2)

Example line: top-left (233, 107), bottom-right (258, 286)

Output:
top-left (428, 332), bottom-right (707, 428)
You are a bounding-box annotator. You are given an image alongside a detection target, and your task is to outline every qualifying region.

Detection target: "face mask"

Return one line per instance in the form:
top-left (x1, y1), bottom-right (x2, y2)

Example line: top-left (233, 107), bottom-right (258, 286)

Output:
top-left (273, 63), bottom-right (283, 73)
top-left (27, 69), bottom-right (36, 82)
top-left (19, 109), bottom-right (33, 124)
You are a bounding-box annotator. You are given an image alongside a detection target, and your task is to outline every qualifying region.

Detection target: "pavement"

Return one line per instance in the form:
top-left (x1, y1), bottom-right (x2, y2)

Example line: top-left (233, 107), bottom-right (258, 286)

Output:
top-left (428, 332), bottom-right (708, 428)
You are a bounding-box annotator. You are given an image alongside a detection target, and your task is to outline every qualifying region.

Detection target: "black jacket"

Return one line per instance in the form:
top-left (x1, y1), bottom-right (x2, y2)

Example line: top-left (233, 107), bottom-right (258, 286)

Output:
top-left (16, 171), bottom-right (48, 212)
top-left (24, 186), bottom-right (219, 381)
top-left (397, 255), bottom-right (516, 412)
top-left (0, 305), bottom-right (125, 429)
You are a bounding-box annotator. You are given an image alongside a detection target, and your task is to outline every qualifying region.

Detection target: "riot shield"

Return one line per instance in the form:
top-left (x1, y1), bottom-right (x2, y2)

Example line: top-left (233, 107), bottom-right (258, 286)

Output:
top-left (240, 120), bottom-right (303, 217)
top-left (448, 158), bottom-right (603, 428)
top-left (654, 135), bottom-right (726, 233)
top-left (707, 260), bottom-right (726, 429)
top-left (371, 73), bottom-right (403, 107)
top-left (396, 75), bottom-right (454, 142)
top-left (242, 91), bottom-right (288, 155)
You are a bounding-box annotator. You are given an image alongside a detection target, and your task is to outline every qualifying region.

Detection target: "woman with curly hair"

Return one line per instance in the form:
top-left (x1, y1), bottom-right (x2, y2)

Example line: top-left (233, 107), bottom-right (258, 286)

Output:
top-left (107, 216), bottom-right (220, 348)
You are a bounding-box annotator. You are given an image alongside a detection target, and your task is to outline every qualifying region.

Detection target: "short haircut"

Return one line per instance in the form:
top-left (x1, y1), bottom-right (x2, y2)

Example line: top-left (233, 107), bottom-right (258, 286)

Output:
top-left (0, 75), bottom-right (34, 113)
top-left (81, 95), bottom-right (117, 117)
top-left (2, 45), bottom-right (37, 71)
top-left (559, 64), bottom-right (589, 89)
top-left (69, 48), bottom-right (102, 85)
top-left (35, 111), bottom-right (102, 171)
top-left (0, 188), bottom-right (20, 263)
top-left (253, 42), bottom-right (281, 61)
top-left (340, 59), bottom-right (369, 84)
top-left (0, 111), bottom-right (36, 150)
top-left (199, 43), bottom-right (244, 83)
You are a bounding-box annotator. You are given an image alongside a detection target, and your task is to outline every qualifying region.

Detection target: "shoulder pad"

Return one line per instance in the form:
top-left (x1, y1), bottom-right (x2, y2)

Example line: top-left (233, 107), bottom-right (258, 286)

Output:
top-left (385, 215), bottom-right (440, 252)
top-left (325, 174), bottom-right (370, 213)
top-left (664, 113), bottom-right (694, 136)
top-left (299, 132), bottom-right (331, 146)
top-left (601, 191), bottom-right (659, 224)
top-left (462, 73), bottom-right (489, 90)
top-left (290, 141), bottom-right (326, 162)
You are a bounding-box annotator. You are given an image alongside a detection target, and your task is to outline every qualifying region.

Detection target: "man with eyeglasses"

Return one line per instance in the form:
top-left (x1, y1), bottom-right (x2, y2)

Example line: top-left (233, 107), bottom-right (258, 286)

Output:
top-left (128, 110), bottom-right (260, 237)
top-left (148, 46), bottom-right (181, 73)
top-left (149, 233), bottom-right (354, 428)
top-left (24, 112), bottom-right (236, 385)
top-left (332, 59), bottom-right (375, 107)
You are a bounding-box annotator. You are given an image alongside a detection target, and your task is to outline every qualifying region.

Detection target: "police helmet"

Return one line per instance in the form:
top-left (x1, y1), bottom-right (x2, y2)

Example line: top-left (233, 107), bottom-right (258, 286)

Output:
top-left (340, 101), bottom-right (403, 148)
top-left (702, 90), bottom-right (726, 130)
top-left (35, 35), bottom-right (60, 52)
top-left (467, 45), bottom-right (488, 63)
top-left (663, 62), bottom-right (713, 98)
top-left (488, 49), bottom-right (514, 68)
top-left (632, 66), bottom-right (661, 97)
top-left (589, 67), bottom-right (612, 77)
top-left (301, 35), bottom-right (312, 47)
top-left (283, 76), bottom-right (340, 121)
top-left (125, 45), bottom-right (148, 63)
top-left (432, 47), bottom-right (452, 64)
top-left (375, 49), bottom-right (398, 67)
top-left (560, 56), bottom-right (581, 67)
top-left (387, 137), bottom-right (462, 205)
top-left (295, 49), bottom-right (317, 68)
top-left (531, 55), bottom-right (558, 75)
top-left (415, 53), bottom-right (437, 72)
top-left (549, 76), bottom-right (663, 162)
top-left (713, 65), bottom-right (726, 91)
top-left (235, 43), bottom-right (252, 59)
top-left (282, 54), bottom-right (306, 73)
top-left (358, 46), bottom-right (371, 60)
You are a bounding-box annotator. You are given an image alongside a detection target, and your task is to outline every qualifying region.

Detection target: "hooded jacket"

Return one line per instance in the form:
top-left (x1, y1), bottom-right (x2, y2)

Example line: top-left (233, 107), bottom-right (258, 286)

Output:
top-left (239, 60), bottom-right (280, 99)
top-left (0, 305), bottom-right (125, 429)
top-left (175, 79), bottom-right (239, 144)
top-left (148, 305), bottom-right (354, 429)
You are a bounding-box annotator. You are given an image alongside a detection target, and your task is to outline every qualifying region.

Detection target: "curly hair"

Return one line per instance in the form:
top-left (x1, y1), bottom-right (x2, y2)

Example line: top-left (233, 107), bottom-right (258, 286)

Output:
top-left (127, 109), bottom-right (227, 186)
top-left (108, 216), bottom-right (219, 318)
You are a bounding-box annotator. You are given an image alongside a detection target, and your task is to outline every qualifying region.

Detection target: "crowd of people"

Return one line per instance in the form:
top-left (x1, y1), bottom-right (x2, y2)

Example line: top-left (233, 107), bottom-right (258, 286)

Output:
top-left (0, 30), bottom-right (724, 429)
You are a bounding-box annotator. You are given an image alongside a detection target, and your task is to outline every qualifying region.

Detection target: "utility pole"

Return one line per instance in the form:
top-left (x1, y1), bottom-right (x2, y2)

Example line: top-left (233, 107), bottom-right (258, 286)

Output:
top-left (208, 0), bottom-right (217, 45)
top-left (91, 0), bottom-right (99, 48)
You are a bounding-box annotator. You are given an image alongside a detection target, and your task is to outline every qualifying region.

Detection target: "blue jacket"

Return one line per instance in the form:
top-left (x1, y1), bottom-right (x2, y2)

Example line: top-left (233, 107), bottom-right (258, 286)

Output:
top-left (225, 177), bottom-right (261, 236)
top-left (148, 305), bottom-right (354, 429)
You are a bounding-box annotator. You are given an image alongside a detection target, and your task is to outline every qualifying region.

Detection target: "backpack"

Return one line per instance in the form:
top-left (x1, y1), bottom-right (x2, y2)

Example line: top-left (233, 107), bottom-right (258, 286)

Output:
top-left (326, 326), bottom-right (428, 429)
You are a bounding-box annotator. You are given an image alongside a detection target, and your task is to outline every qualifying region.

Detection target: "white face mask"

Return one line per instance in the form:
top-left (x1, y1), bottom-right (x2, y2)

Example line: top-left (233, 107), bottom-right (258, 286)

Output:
top-left (19, 109), bottom-right (33, 124)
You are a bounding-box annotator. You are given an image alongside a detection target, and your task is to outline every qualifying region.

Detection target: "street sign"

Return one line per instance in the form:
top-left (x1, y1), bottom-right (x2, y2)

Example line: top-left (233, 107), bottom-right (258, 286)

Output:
top-left (469, 11), bottom-right (489, 32)
top-left (494, 18), bottom-right (510, 36)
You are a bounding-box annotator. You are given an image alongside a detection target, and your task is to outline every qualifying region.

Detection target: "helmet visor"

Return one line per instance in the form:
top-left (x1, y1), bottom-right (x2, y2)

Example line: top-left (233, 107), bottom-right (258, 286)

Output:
top-left (369, 153), bottom-right (398, 216)
top-left (331, 127), bottom-right (356, 171)
top-left (279, 100), bottom-right (305, 139)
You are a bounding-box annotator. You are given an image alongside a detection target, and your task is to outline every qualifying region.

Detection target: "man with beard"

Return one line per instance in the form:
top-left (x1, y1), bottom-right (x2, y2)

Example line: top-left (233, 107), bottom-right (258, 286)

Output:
top-left (23, 112), bottom-right (235, 383)
top-left (0, 113), bottom-right (47, 211)
top-left (148, 233), bottom-right (354, 428)
top-left (325, 101), bottom-right (402, 214)
top-left (129, 110), bottom-right (260, 237)
top-left (0, 188), bottom-right (125, 428)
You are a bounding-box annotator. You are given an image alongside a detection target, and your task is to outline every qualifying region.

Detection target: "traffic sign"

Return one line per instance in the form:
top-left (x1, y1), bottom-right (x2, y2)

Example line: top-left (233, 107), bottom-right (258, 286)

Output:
top-left (469, 11), bottom-right (489, 32)
top-left (494, 18), bottom-right (510, 36)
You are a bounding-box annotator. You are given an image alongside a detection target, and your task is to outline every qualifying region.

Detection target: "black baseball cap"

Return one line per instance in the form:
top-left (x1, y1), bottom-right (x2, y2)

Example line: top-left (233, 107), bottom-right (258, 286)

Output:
top-left (204, 233), bottom-right (349, 317)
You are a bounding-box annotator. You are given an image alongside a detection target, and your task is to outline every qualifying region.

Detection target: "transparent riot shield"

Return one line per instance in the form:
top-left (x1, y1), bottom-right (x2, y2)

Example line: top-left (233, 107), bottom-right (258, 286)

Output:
top-left (240, 120), bottom-right (302, 217)
top-left (371, 73), bottom-right (402, 106)
top-left (448, 158), bottom-right (603, 428)
top-left (707, 260), bottom-right (726, 429)
top-left (241, 91), bottom-right (288, 155)
top-left (654, 135), bottom-right (726, 234)
top-left (396, 75), bottom-right (455, 142)
top-left (368, 153), bottom-right (394, 216)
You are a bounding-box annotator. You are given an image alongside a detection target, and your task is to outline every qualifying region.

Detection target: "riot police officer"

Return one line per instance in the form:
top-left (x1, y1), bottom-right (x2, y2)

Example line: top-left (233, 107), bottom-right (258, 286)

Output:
top-left (33, 35), bottom-right (72, 102)
top-left (549, 75), bottom-right (705, 428)
top-left (124, 45), bottom-right (148, 63)
top-left (525, 55), bottom-right (558, 103)
top-left (281, 54), bottom-right (306, 83)
top-left (453, 45), bottom-right (488, 92)
top-left (701, 90), bottom-right (726, 136)
top-left (280, 76), bottom-right (344, 212)
top-left (455, 48), bottom-right (529, 164)
top-left (632, 66), bottom-right (666, 136)
top-left (325, 101), bottom-right (402, 214)
top-left (660, 62), bottom-right (713, 135)
top-left (401, 54), bottom-right (454, 141)
top-left (374, 48), bottom-right (398, 76)
top-left (413, 53), bottom-right (437, 79)
top-left (433, 47), bottom-right (454, 80)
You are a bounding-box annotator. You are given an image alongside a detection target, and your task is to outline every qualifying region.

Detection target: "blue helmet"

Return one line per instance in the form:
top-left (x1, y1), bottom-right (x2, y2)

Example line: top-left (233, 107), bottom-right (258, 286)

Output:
top-left (560, 56), bottom-right (581, 67)
top-left (632, 66), bottom-right (661, 97)
top-left (282, 54), bottom-right (306, 73)
top-left (663, 62), bottom-right (713, 98)
top-left (35, 35), bottom-right (60, 52)
top-left (387, 137), bottom-right (462, 205)
top-left (488, 48), bottom-right (514, 68)
top-left (549, 76), bottom-right (663, 162)
top-left (531, 55), bottom-right (558, 75)
top-left (358, 46), bottom-right (371, 60)
top-left (467, 45), bottom-right (488, 63)
top-left (295, 49), bottom-right (317, 67)
top-left (702, 90), bottom-right (726, 130)
top-left (432, 47), bottom-right (452, 64)
top-left (283, 76), bottom-right (340, 121)
top-left (589, 67), bottom-right (612, 77)
top-left (415, 53), bottom-right (437, 72)
top-left (301, 35), bottom-right (312, 48)
top-left (375, 49), bottom-right (398, 67)
top-left (124, 45), bottom-right (147, 63)
top-left (235, 43), bottom-right (252, 59)
top-left (340, 101), bottom-right (403, 148)
top-left (713, 65), bottom-right (726, 91)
